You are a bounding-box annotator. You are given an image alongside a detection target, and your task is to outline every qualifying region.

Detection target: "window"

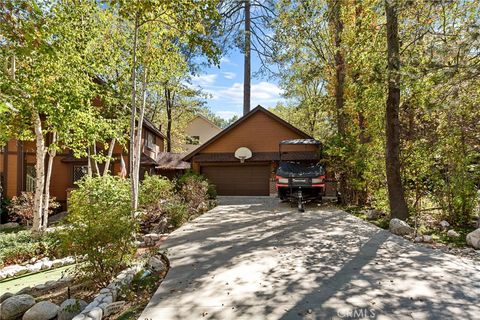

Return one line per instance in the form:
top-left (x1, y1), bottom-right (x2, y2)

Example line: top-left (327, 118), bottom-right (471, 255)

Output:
top-left (186, 135), bottom-right (200, 145)
top-left (146, 131), bottom-right (156, 149)
top-left (73, 165), bottom-right (88, 182)
top-left (25, 165), bottom-right (36, 192)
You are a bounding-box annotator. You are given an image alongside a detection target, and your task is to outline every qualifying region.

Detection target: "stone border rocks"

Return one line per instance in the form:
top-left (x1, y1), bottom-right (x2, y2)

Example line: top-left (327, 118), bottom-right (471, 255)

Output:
top-left (72, 264), bottom-right (144, 320)
top-left (0, 256), bottom-right (76, 281)
top-left (142, 233), bottom-right (168, 247)
top-left (16, 275), bottom-right (74, 297)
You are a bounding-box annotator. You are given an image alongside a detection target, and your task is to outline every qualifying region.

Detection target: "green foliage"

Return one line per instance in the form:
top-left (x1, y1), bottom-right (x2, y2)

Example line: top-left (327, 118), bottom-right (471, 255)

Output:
top-left (165, 202), bottom-right (189, 228)
top-left (139, 174), bottom-right (174, 208)
top-left (176, 171), bottom-right (215, 213)
top-left (271, 0), bottom-right (480, 224)
top-left (0, 230), bottom-right (61, 267)
top-left (59, 176), bottom-right (137, 287)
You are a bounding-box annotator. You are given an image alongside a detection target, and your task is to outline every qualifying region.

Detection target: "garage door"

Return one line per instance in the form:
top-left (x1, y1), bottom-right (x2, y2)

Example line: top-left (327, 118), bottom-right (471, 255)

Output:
top-left (201, 165), bottom-right (270, 196)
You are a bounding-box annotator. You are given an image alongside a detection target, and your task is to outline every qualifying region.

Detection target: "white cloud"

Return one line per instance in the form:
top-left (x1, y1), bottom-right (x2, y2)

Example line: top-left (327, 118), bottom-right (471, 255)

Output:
top-left (223, 72), bottom-right (236, 79)
top-left (191, 74), bottom-right (218, 86)
top-left (211, 81), bottom-right (283, 106)
top-left (251, 82), bottom-right (284, 101)
top-left (220, 57), bottom-right (230, 64)
top-left (216, 110), bottom-right (240, 120)
top-left (220, 56), bottom-right (238, 66)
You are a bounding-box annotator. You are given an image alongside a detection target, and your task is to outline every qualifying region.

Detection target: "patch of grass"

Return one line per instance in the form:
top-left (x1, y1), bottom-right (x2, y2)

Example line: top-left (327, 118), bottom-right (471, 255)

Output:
top-left (344, 206), bottom-right (389, 230)
top-left (426, 226), bottom-right (475, 247)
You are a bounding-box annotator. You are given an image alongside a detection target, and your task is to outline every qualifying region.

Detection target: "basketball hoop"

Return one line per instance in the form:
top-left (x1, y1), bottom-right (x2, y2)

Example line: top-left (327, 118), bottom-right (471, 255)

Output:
top-left (234, 147), bottom-right (252, 163)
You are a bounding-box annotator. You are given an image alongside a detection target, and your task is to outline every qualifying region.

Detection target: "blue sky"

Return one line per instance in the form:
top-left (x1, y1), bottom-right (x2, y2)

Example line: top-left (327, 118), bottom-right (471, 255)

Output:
top-left (190, 49), bottom-right (284, 120)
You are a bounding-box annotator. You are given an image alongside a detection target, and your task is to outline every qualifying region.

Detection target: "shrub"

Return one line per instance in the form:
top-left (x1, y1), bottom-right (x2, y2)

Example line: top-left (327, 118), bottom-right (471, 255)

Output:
top-left (59, 176), bottom-right (137, 287)
top-left (139, 174), bottom-right (174, 208)
top-left (176, 171), bottom-right (216, 215)
top-left (165, 202), bottom-right (188, 228)
top-left (0, 230), bottom-right (61, 267)
top-left (8, 192), bottom-right (60, 226)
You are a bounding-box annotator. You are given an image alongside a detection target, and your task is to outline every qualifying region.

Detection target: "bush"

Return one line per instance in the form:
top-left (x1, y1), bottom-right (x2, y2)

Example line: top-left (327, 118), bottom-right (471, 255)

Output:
top-left (165, 202), bottom-right (188, 228)
top-left (139, 174), bottom-right (174, 208)
top-left (176, 171), bottom-right (216, 215)
top-left (59, 176), bottom-right (137, 287)
top-left (0, 230), bottom-right (61, 267)
top-left (8, 192), bottom-right (60, 226)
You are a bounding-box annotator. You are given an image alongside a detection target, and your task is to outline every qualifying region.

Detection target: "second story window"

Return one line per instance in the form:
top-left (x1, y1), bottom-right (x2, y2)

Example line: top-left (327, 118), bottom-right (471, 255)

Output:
top-left (146, 131), bottom-right (156, 149)
top-left (186, 135), bottom-right (200, 145)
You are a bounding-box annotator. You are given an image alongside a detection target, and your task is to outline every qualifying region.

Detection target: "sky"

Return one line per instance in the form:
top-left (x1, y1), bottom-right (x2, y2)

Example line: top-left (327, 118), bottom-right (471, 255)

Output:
top-left (190, 49), bottom-right (284, 120)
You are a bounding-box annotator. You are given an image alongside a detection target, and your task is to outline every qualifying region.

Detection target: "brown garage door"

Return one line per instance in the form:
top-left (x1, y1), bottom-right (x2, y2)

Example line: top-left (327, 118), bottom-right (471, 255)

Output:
top-left (201, 165), bottom-right (270, 196)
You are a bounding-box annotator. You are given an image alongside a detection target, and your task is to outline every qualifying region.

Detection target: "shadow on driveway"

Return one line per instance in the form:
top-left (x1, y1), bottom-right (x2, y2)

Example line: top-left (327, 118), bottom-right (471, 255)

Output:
top-left (140, 197), bottom-right (480, 319)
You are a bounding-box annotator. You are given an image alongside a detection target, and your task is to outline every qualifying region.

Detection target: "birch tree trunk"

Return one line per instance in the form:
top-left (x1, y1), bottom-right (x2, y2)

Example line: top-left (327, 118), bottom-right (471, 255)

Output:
top-left (87, 146), bottom-right (93, 177)
top-left (132, 67), bottom-right (148, 211)
top-left (385, 0), bottom-right (408, 220)
top-left (103, 138), bottom-right (116, 176)
top-left (42, 131), bottom-right (56, 230)
top-left (92, 141), bottom-right (100, 175)
top-left (129, 13), bottom-right (140, 211)
top-left (32, 111), bottom-right (46, 232)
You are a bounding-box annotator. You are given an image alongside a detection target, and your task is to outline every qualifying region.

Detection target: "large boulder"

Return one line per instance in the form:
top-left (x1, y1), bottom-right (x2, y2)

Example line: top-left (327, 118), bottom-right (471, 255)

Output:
top-left (466, 228), bottom-right (480, 249)
top-left (0, 294), bottom-right (36, 320)
top-left (389, 218), bottom-right (414, 236)
top-left (58, 299), bottom-right (87, 320)
top-left (147, 255), bottom-right (167, 274)
top-left (23, 301), bottom-right (59, 320)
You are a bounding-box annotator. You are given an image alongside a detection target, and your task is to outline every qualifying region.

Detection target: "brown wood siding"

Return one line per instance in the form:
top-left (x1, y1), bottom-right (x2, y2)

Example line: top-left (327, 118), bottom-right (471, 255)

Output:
top-left (201, 164), bottom-right (270, 196)
top-left (6, 153), bottom-right (17, 198)
top-left (201, 111), bottom-right (317, 153)
top-left (49, 157), bottom-right (73, 203)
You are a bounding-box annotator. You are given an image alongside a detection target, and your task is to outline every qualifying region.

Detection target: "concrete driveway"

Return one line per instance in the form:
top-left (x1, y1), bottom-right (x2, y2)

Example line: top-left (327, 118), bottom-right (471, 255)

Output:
top-left (140, 197), bottom-right (480, 320)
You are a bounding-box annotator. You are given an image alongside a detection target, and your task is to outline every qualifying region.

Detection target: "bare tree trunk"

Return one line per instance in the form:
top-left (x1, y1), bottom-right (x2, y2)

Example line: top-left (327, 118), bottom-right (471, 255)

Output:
top-left (385, 0), bottom-right (408, 220)
top-left (103, 138), bottom-right (116, 176)
top-left (129, 13), bottom-right (140, 211)
top-left (32, 111), bottom-right (45, 232)
top-left (42, 131), bottom-right (56, 230)
top-left (132, 67), bottom-right (148, 211)
top-left (243, 0), bottom-right (251, 115)
top-left (329, 0), bottom-right (348, 204)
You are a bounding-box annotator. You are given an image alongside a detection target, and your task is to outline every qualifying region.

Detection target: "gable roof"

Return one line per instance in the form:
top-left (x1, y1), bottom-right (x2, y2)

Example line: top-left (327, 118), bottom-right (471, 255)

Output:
top-left (183, 105), bottom-right (313, 161)
top-left (143, 118), bottom-right (167, 139)
top-left (192, 114), bottom-right (222, 130)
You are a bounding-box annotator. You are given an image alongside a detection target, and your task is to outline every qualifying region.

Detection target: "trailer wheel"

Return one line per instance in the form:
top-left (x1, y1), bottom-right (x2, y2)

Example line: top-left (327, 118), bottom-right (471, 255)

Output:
top-left (298, 200), bottom-right (305, 212)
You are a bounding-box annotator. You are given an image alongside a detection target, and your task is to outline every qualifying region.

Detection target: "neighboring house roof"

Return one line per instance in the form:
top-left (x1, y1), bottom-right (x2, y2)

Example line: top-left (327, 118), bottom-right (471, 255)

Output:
top-left (156, 152), bottom-right (191, 170)
top-left (191, 151), bottom-right (319, 162)
top-left (143, 118), bottom-right (167, 139)
top-left (192, 114), bottom-right (222, 130)
top-left (183, 105), bottom-right (314, 161)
